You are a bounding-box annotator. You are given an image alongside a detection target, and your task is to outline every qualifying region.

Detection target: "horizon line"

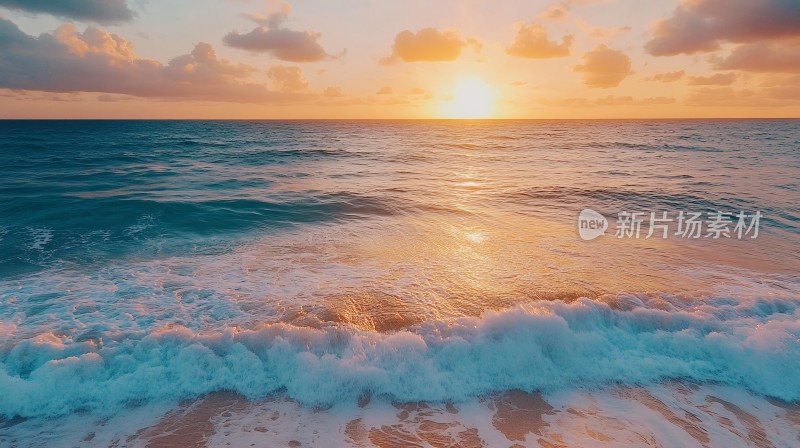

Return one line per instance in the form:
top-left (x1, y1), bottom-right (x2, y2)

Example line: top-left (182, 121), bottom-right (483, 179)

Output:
top-left (1, 117), bottom-right (799, 121)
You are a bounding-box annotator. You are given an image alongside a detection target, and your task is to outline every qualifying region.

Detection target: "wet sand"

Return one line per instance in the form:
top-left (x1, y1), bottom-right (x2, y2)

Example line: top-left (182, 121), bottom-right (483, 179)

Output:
top-left (102, 384), bottom-right (799, 448)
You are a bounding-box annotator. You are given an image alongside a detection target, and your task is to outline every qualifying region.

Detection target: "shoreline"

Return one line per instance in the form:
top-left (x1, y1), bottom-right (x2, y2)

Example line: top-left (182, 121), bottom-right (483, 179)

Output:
top-left (3, 383), bottom-right (798, 447)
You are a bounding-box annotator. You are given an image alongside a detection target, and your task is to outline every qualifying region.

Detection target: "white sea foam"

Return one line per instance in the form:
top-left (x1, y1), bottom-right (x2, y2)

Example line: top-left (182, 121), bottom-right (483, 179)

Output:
top-left (1, 293), bottom-right (798, 419)
top-left (123, 215), bottom-right (155, 237)
top-left (26, 227), bottom-right (53, 251)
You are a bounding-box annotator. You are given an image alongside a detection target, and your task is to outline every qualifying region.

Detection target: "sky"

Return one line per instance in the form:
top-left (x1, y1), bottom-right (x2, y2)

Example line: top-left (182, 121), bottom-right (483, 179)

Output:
top-left (0, 0), bottom-right (798, 119)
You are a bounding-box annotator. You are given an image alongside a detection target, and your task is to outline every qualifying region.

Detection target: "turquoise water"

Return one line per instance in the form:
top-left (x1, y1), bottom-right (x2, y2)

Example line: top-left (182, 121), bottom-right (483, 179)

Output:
top-left (0, 120), bottom-right (798, 419)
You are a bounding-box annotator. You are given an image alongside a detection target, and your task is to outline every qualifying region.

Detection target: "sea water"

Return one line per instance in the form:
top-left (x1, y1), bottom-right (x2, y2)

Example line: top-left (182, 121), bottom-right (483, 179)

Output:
top-left (0, 120), bottom-right (798, 447)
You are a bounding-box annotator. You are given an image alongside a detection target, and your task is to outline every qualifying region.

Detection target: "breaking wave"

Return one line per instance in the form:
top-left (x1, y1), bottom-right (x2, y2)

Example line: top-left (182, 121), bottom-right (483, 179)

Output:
top-left (2, 293), bottom-right (798, 418)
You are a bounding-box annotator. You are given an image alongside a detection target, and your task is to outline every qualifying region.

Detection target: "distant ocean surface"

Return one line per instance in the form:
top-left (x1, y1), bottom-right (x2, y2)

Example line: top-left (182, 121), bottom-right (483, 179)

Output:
top-left (1, 120), bottom-right (799, 447)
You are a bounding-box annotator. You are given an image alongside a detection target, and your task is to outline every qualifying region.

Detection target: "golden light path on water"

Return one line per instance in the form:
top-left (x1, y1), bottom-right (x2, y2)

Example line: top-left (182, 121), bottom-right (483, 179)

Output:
top-left (215, 125), bottom-right (794, 332)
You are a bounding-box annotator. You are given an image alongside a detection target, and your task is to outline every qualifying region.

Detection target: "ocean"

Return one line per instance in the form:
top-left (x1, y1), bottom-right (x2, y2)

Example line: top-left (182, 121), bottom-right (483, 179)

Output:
top-left (0, 120), bottom-right (798, 447)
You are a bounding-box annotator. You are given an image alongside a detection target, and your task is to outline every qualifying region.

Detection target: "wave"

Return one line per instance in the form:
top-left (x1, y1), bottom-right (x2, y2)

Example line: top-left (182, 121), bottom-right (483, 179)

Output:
top-left (0, 193), bottom-right (405, 276)
top-left (1, 293), bottom-right (798, 419)
top-left (511, 186), bottom-right (749, 212)
top-left (507, 185), bottom-right (800, 232)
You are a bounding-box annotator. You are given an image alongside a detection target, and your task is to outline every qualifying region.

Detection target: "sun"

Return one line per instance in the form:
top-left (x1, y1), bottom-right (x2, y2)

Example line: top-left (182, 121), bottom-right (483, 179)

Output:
top-left (442, 75), bottom-right (497, 119)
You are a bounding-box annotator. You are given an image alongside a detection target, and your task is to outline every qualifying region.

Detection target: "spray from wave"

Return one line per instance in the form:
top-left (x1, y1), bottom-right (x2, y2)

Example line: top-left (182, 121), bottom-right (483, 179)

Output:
top-left (2, 293), bottom-right (798, 418)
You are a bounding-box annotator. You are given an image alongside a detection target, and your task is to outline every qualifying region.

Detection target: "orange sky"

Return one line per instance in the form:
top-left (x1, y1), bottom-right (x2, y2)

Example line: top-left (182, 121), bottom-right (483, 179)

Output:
top-left (0, 0), bottom-right (798, 119)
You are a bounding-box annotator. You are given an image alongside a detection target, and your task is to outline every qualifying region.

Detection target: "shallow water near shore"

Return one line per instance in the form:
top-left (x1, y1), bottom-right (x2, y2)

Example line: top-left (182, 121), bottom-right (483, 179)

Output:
top-left (3, 386), bottom-right (799, 447)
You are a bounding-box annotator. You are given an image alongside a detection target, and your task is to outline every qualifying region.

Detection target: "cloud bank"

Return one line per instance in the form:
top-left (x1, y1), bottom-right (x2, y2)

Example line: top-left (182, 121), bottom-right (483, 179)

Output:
top-left (0, 0), bottom-right (134, 24)
top-left (646, 0), bottom-right (800, 56)
top-left (687, 73), bottom-right (737, 86)
top-left (716, 40), bottom-right (800, 73)
top-left (541, 95), bottom-right (676, 107)
top-left (0, 18), bottom-right (293, 103)
top-left (646, 71), bottom-right (685, 83)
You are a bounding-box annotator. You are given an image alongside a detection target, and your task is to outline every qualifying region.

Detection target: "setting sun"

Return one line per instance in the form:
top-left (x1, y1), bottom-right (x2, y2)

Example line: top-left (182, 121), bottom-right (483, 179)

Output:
top-left (442, 76), bottom-right (497, 119)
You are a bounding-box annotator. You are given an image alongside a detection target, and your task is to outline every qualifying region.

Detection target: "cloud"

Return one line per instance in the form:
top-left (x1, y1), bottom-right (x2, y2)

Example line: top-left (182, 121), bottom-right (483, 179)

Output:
top-left (96, 94), bottom-right (129, 102)
top-left (541, 95), bottom-right (676, 107)
top-left (0, 0), bottom-right (134, 24)
top-left (594, 95), bottom-right (676, 106)
top-left (715, 40), bottom-right (800, 73)
top-left (224, 3), bottom-right (334, 62)
top-left (1, 90), bottom-right (84, 102)
top-left (381, 28), bottom-right (480, 64)
top-left (539, 2), bottom-right (571, 20)
top-left (323, 86), bottom-right (344, 97)
top-left (0, 19), bottom-right (294, 103)
top-left (685, 87), bottom-right (768, 107)
top-left (376, 86), bottom-right (393, 95)
top-left (762, 76), bottom-right (800, 101)
top-left (573, 45), bottom-right (631, 88)
top-left (645, 0), bottom-right (800, 56)
top-left (575, 19), bottom-right (631, 39)
top-left (224, 28), bottom-right (331, 62)
top-left (687, 73), bottom-right (737, 86)
top-left (536, 1), bottom-right (629, 38)
top-left (242, 1), bottom-right (291, 28)
top-left (685, 77), bottom-right (800, 107)
top-left (537, 0), bottom-right (611, 21)
top-left (645, 70), bottom-right (685, 82)
top-left (267, 65), bottom-right (307, 92)
top-left (506, 23), bottom-right (573, 59)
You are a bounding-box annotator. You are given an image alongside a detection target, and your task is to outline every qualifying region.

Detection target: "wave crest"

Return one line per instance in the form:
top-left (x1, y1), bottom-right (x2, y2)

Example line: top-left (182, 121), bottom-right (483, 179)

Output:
top-left (1, 294), bottom-right (799, 418)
